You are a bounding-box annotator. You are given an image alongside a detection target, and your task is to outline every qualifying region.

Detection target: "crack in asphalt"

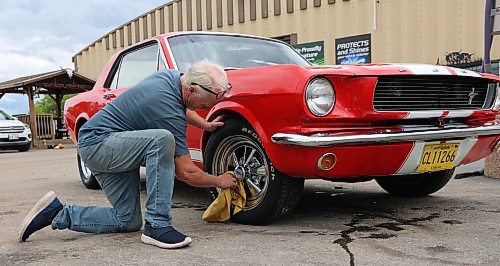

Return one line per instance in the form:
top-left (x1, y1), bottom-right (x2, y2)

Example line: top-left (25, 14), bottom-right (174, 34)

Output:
top-left (332, 212), bottom-right (441, 266)
top-left (171, 202), bottom-right (207, 211)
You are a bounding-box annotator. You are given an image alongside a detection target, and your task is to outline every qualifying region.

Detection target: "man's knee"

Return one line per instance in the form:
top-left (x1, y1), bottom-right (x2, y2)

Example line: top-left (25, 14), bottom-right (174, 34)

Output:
top-left (156, 130), bottom-right (175, 152)
top-left (119, 215), bottom-right (143, 232)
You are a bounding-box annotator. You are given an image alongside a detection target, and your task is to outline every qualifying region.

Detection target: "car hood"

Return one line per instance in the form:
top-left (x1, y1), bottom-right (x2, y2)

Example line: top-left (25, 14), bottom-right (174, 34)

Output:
top-left (223, 63), bottom-right (499, 100)
top-left (303, 63), bottom-right (488, 78)
top-left (0, 120), bottom-right (24, 127)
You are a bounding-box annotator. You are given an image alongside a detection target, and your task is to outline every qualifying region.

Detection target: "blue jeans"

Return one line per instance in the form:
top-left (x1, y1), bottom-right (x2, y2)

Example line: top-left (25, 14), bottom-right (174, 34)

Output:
top-left (52, 129), bottom-right (176, 233)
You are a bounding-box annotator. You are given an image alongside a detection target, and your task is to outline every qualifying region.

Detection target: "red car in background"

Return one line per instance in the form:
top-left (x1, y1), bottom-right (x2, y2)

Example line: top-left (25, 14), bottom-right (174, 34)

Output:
top-left (64, 32), bottom-right (500, 225)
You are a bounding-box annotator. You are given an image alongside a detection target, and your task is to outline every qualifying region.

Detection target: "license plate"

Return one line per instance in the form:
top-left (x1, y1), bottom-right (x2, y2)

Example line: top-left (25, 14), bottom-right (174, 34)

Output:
top-left (8, 134), bottom-right (19, 140)
top-left (417, 143), bottom-right (460, 172)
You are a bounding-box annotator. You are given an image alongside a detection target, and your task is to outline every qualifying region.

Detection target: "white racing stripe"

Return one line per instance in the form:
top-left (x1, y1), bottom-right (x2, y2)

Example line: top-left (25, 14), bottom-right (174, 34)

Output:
top-left (393, 64), bottom-right (452, 75)
top-left (393, 64), bottom-right (481, 77)
top-left (189, 149), bottom-right (203, 162)
top-left (452, 137), bottom-right (478, 166)
top-left (446, 110), bottom-right (474, 118)
top-left (395, 137), bottom-right (478, 174)
top-left (447, 66), bottom-right (482, 77)
top-left (396, 141), bottom-right (427, 174)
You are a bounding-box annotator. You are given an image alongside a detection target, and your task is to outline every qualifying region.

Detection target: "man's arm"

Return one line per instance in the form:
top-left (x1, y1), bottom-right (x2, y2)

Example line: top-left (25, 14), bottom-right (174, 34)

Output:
top-left (174, 154), bottom-right (236, 188)
top-left (186, 110), bottom-right (224, 132)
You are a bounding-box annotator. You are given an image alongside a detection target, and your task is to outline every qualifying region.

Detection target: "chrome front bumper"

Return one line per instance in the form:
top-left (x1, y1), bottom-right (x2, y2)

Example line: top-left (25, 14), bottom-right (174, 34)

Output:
top-left (271, 123), bottom-right (500, 147)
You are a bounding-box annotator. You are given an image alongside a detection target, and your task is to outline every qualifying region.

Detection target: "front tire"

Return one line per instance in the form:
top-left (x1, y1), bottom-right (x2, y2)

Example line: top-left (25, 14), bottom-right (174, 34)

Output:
top-left (204, 119), bottom-right (304, 225)
top-left (18, 142), bottom-right (31, 152)
top-left (375, 169), bottom-right (454, 197)
top-left (77, 152), bottom-right (100, 189)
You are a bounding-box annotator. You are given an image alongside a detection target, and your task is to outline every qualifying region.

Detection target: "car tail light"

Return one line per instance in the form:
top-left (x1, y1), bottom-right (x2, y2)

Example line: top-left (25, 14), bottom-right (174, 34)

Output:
top-left (318, 153), bottom-right (336, 171)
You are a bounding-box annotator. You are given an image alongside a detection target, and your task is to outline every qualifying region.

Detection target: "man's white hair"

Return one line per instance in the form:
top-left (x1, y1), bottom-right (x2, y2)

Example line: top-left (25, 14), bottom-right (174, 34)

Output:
top-left (184, 60), bottom-right (228, 95)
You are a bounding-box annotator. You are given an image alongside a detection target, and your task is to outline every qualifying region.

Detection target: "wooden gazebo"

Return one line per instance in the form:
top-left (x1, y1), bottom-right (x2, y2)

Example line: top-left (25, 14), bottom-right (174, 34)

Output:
top-left (0, 69), bottom-right (95, 147)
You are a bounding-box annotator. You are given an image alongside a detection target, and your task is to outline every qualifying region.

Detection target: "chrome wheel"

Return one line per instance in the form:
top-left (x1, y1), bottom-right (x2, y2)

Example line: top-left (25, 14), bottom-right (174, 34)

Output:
top-left (80, 156), bottom-right (93, 181)
top-left (204, 119), bottom-right (304, 224)
top-left (77, 152), bottom-right (100, 189)
top-left (211, 136), bottom-right (269, 210)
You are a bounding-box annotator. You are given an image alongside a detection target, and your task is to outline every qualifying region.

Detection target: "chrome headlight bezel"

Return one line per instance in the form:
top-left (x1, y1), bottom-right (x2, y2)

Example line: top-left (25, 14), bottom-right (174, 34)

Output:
top-left (305, 77), bottom-right (335, 117)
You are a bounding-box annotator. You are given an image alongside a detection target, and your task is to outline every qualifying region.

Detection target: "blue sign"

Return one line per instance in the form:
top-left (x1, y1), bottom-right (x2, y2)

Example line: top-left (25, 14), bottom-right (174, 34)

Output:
top-left (335, 34), bottom-right (371, 65)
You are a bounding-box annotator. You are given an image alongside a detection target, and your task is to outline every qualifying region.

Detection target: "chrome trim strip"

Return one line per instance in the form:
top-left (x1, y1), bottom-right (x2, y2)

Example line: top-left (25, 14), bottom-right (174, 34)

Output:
top-left (271, 124), bottom-right (500, 147)
top-left (163, 36), bottom-right (178, 70)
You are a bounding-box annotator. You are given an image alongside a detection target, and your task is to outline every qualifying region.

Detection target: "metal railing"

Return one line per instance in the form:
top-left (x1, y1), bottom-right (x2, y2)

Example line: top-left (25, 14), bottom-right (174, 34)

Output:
top-left (15, 114), bottom-right (55, 140)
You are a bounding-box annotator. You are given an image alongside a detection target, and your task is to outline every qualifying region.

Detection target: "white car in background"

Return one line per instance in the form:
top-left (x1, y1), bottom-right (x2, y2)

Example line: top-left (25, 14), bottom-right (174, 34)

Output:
top-left (0, 110), bottom-right (31, 152)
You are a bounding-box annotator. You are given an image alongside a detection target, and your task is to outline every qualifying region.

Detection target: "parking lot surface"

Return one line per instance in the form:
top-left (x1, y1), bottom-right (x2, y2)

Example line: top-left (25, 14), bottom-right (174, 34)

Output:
top-left (1, 148), bottom-right (499, 265)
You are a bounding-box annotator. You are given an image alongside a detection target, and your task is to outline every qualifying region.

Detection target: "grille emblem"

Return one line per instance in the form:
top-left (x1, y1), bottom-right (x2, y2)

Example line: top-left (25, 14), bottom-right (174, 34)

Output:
top-left (468, 87), bottom-right (478, 104)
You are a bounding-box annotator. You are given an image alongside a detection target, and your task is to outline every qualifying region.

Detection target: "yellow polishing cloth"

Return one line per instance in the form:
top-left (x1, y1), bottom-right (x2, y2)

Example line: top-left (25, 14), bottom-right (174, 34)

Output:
top-left (202, 174), bottom-right (246, 222)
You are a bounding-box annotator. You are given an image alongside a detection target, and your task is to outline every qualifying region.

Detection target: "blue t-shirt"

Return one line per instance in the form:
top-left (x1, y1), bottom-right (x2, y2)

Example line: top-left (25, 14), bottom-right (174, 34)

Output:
top-left (78, 70), bottom-right (189, 157)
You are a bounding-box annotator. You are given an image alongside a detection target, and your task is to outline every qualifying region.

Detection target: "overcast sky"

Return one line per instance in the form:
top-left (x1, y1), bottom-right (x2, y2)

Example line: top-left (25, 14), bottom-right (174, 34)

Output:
top-left (0, 0), bottom-right (167, 115)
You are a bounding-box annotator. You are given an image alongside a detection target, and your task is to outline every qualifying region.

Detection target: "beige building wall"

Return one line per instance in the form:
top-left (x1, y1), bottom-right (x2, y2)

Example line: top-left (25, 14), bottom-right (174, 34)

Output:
top-left (73, 0), bottom-right (500, 80)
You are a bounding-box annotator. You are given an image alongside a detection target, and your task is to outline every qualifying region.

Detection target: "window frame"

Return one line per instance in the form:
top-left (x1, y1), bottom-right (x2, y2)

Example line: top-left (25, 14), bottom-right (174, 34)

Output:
top-left (104, 40), bottom-right (167, 90)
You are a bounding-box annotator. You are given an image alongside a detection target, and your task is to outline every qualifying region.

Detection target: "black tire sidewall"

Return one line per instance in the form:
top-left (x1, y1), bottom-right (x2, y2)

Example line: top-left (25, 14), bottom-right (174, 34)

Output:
top-left (204, 119), bottom-right (292, 224)
top-left (375, 169), bottom-right (454, 197)
top-left (18, 143), bottom-right (31, 152)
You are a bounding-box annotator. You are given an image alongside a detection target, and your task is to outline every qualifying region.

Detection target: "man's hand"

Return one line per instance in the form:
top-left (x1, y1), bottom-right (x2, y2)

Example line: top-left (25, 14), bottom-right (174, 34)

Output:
top-left (186, 110), bottom-right (224, 132)
top-left (216, 172), bottom-right (237, 189)
top-left (204, 115), bottom-right (224, 132)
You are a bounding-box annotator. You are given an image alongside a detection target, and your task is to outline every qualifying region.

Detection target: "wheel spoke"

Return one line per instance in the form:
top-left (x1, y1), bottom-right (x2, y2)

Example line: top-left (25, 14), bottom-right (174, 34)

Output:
top-left (245, 179), bottom-right (262, 194)
top-left (231, 152), bottom-right (239, 167)
top-left (244, 149), bottom-right (257, 166)
top-left (243, 146), bottom-right (247, 165)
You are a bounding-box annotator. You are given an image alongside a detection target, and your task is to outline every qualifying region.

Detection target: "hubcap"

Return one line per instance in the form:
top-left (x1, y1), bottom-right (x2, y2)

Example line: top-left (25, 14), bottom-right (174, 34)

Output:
top-left (212, 136), bottom-right (269, 210)
top-left (80, 156), bottom-right (93, 180)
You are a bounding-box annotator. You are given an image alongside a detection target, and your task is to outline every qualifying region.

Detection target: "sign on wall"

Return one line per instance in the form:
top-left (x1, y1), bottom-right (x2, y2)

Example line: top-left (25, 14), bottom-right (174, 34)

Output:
top-left (335, 34), bottom-right (371, 64)
top-left (493, 0), bottom-right (500, 35)
top-left (293, 41), bottom-right (325, 65)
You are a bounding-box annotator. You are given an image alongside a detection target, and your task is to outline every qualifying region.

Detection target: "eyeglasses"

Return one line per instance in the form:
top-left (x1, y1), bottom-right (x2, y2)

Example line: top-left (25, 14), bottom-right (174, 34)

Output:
top-left (192, 82), bottom-right (232, 99)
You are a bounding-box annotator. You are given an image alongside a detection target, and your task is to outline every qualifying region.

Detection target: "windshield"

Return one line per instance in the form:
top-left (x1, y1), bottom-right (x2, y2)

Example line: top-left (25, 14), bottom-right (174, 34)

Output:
top-left (167, 34), bottom-right (311, 73)
top-left (0, 110), bottom-right (14, 120)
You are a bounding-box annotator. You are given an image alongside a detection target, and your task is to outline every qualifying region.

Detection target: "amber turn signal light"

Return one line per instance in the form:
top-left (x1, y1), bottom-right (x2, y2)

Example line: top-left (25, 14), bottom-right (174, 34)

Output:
top-left (317, 153), bottom-right (336, 171)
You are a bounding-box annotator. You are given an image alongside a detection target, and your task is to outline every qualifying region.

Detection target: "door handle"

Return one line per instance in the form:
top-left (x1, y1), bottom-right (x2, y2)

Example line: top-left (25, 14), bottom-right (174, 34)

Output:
top-left (103, 93), bottom-right (116, 100)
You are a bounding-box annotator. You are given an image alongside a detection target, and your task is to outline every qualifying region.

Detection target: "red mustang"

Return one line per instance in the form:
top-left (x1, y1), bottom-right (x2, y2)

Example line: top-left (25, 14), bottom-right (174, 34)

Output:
top-left (65, 32), bottom-right (500, 225)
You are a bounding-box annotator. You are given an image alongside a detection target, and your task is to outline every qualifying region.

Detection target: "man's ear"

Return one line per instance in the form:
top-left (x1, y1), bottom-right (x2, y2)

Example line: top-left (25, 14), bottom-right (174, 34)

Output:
top-left (188, 85), bottom-right (197, 95)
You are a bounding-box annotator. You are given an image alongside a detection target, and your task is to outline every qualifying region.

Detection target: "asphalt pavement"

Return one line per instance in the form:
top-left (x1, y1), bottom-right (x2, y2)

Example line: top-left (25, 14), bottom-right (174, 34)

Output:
top-left (0, 147), bottom-right (499, 265)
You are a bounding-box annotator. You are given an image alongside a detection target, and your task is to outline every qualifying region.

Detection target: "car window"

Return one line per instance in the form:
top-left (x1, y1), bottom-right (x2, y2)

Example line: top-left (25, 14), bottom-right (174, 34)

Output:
top-left (0, 110), bottom-right (14, 120)
top-left (109, 43), bottom-right (161, 90)
top-left (167, 34), bottom-right (311, 73)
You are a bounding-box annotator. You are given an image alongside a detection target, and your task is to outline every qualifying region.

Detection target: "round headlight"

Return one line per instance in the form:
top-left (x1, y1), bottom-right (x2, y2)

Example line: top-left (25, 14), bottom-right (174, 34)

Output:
top-left (305, 77), bottom-right (335, 116)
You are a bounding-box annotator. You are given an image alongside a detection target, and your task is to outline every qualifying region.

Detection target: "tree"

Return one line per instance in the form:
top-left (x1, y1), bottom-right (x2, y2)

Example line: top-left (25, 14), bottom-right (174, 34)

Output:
top-left (34, 94), bottom-right (75, 116)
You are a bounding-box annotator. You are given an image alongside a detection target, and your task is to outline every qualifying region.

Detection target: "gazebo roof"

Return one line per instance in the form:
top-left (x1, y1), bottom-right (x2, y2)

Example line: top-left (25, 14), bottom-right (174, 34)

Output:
top-left (0, 69), bottom-right (95, 94)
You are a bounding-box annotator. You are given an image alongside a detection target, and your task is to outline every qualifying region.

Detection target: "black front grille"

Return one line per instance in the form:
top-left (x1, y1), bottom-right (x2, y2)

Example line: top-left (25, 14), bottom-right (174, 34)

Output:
top-left (373, 76), bottom-right (497, 111)
top-left (0, 126), bottom-right (24, 133)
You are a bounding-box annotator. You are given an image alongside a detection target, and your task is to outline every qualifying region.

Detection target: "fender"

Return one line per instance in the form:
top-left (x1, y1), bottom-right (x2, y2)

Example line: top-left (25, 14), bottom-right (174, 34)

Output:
top-left (204, 101), bottom-right (280, 163)
top-left (73, 113), bottom-right (91, 142)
